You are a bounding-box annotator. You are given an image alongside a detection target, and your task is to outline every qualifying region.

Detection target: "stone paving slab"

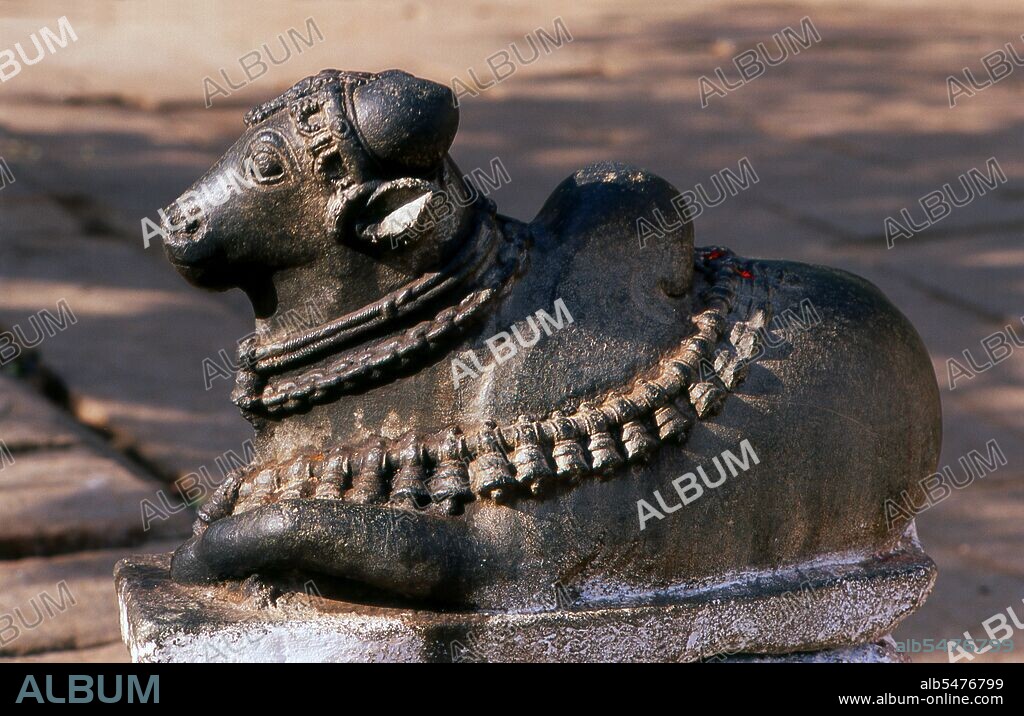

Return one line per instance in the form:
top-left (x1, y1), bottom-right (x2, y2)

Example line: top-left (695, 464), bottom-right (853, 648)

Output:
top-left (0, 641), bottom-right (129, 663)
top-left (0, 371), bottom-right (190, 559)
top-left (685, 3), bottom-right (1024, 242)
top-left (880, 232), bottom-right (1024, 325)
top-left (0, 224), bottom-right (253, 483)
top-left (0, 103), bottom-right (244, 235)
top-left (900, 538), bottom-right (1024, 664)
top-left (750, 149), bottom-right (1024, 244)
top-left (0, 375), bottom-right (80, 452)
top-left (0, 448), bottom-right (190, 558)
top-left (0, 194), bottom-right (84, 241)
top-left (0, 0), bottom-right (1021, 662)
top-left (0, 0), bottom-right (681, 107)
top-left (0, 542), bottom-right (177, 657)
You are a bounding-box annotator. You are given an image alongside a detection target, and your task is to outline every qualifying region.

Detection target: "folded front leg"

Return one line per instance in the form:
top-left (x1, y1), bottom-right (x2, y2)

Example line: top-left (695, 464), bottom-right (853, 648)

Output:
top-left (170, 500), bottom-right (487, 603)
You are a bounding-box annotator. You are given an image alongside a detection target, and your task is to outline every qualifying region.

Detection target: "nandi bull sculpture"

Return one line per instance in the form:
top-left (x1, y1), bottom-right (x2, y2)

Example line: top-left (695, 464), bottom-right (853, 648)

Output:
top-left (118, 69), bottom-right (941, 662)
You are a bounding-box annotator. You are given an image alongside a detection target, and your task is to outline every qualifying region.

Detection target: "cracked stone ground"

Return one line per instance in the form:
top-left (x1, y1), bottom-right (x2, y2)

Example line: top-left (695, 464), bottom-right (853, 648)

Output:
top-left (0, 0), bottom-right (1021, 662)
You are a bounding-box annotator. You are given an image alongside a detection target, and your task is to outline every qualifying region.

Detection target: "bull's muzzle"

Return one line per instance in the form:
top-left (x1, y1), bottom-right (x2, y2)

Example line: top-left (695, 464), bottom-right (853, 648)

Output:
top-left (159, 203), bottom-right (234, 291)
top-left (161, 200), bottom-right (202, 237)
top-left (160, 199), bottom-right (211, 267)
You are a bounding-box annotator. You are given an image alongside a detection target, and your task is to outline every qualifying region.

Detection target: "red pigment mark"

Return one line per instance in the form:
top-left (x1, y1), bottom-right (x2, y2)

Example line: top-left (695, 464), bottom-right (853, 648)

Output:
top-left (707, 249), bottom-right (725, 260)
top-left (735, 267), bottom-right (754, 279)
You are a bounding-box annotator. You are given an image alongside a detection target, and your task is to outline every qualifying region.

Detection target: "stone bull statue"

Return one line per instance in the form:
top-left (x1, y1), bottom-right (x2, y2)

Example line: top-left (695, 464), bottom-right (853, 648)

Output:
top-left (157, 69), bottom-right (939, 655)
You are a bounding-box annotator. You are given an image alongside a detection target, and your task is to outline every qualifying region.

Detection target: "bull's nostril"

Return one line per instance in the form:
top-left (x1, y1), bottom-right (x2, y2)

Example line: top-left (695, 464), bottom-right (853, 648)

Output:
top-left (162, 204), bottom-right (202, 236)
top-left (162, 204), bottom-right (184, 229)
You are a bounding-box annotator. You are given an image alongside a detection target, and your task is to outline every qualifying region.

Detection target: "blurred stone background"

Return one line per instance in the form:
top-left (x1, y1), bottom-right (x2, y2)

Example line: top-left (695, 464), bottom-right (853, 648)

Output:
top-left (0, 0), bottom-right (1021, 662)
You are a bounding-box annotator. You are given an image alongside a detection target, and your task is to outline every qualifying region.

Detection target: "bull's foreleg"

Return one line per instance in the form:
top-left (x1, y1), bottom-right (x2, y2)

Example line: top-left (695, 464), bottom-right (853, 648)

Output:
top-left (170, 500), bottom-right (489, 603)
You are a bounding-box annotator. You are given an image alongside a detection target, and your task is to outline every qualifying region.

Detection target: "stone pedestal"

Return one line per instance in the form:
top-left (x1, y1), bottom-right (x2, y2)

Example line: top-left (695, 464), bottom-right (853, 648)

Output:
top-left (116, 534), bottom-right (933, 663)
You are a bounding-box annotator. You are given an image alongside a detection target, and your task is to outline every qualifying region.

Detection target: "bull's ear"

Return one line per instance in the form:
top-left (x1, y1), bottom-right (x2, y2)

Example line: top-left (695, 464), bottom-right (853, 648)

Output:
top-left (350, 178), bottom-right (442, 248)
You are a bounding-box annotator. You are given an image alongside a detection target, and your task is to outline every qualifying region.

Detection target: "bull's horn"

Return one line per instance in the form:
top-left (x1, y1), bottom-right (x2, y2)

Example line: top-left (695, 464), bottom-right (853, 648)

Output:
top-left (352, 70), bottom-right (460, 174)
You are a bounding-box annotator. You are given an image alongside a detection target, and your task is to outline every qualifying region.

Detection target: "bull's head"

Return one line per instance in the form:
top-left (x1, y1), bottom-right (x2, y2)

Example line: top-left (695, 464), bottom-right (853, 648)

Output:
top-left (162, 70), bottom-right (471, 318)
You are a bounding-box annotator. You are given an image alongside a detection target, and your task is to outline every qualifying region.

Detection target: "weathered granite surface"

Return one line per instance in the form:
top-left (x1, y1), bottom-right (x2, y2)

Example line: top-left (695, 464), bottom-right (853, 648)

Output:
top-left (0, 542), bottom-right (178, 657)
top-left (2, 0), bottom-right (1023, 662)
top-left (0, 372), bottom-right (191, 560)
top-left (0, 371), bottom-right (185, 660)
top-left (118, 530), bottom-right (933, 662)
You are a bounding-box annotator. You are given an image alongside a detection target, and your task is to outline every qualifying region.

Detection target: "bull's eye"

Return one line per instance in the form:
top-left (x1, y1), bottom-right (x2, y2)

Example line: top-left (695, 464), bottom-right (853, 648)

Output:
top-left (249, 147), bottom-right (288, 185)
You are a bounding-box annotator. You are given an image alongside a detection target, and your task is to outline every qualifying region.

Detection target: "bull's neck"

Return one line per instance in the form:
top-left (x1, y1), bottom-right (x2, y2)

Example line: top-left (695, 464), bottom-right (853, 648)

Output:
top-left (255, 211), bottom-right (492, 342)
top-left (232, 210), bottom-right (527, 422)
top-left (255, 252), bottom-right (398, 344)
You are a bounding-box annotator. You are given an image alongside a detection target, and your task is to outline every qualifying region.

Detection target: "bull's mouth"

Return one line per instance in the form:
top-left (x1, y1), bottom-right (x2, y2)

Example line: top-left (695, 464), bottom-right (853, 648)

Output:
top-left (163, 229), bottom-right (239, 291)
top-left (166, 251), bottom-right (237, 291)
top-left (166, 252), bottom-right (193, 270)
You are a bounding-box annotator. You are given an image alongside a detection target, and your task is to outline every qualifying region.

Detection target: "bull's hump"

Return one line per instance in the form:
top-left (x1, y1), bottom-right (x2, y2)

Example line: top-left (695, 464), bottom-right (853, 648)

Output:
top-left (530, 162), bottom-right (693, 298)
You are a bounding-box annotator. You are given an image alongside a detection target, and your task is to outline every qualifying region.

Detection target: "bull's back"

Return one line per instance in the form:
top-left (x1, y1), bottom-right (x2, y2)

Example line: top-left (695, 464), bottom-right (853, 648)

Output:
top-left (462, 260), bottom-right (941, 605)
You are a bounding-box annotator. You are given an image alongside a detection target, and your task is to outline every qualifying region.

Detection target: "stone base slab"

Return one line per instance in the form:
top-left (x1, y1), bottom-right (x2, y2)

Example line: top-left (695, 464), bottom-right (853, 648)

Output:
top-left (116, 534), bottom-right (934, 662)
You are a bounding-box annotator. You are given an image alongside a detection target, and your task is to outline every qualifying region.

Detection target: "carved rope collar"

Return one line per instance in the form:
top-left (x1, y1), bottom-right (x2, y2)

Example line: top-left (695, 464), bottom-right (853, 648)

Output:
top-left (196, 247), bottom-right (773, 529)
top-left (232, 212), bottom-right (529, 419)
